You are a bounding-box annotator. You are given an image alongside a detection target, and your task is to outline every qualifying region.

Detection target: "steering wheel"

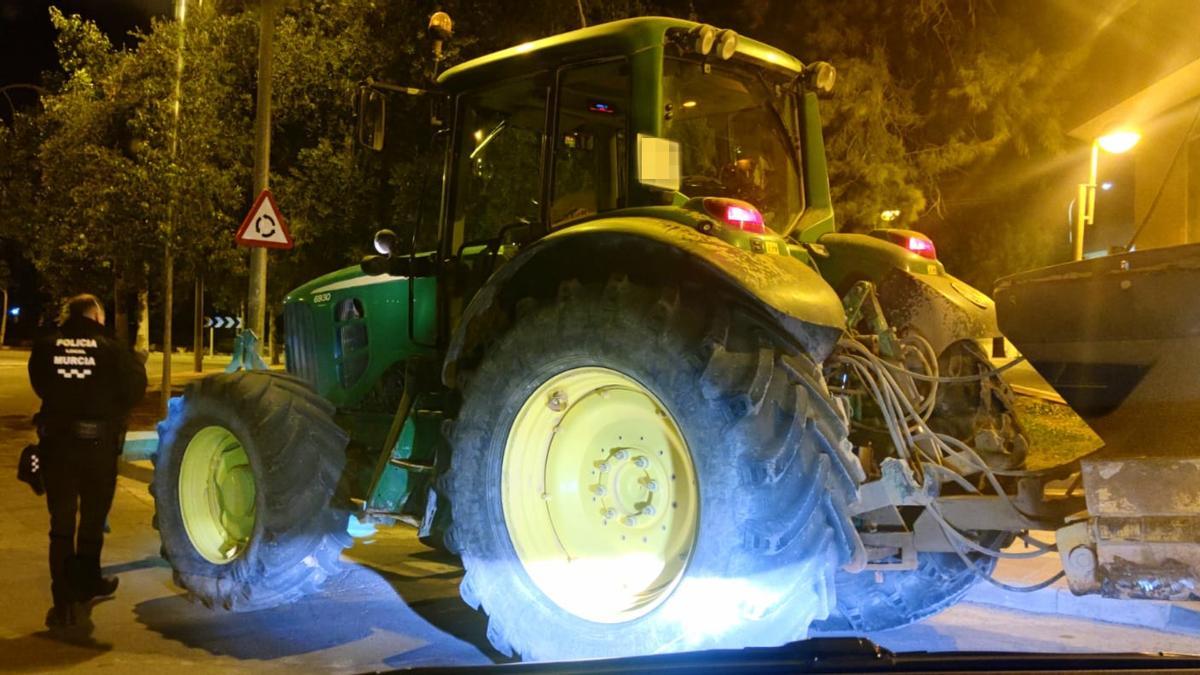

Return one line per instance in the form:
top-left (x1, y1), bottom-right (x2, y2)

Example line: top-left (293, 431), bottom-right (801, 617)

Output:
top-left (681, 175), bottom-right (731, 198)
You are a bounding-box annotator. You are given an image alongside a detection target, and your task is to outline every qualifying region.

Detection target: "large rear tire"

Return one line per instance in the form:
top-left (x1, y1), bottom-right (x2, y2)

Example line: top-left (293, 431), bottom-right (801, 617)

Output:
top-left (813, 533), bottom-right (1009, 633)
top-left (152, 371), bottom-right (352, 611)
top-left (443, 279), bottom-right (864, 660)
top-left (815, 339), bottom-right (1025, 633)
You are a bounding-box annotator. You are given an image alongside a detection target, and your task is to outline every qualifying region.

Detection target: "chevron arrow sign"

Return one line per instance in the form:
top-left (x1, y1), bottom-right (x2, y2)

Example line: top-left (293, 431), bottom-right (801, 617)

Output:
top-left (204, 316), bottom-right (243, 330)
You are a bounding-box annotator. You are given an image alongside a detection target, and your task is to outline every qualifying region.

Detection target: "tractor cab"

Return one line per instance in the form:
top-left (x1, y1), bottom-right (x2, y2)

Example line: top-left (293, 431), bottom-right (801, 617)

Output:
top-left (358, 17), bottom-right (838, 282)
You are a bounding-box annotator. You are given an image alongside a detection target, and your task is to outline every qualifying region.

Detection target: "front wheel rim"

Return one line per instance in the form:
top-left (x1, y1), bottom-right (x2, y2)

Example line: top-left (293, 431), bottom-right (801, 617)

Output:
top-left (501, 366), bottom-right (699, 624)
top-left (179, 425), bottom-right (257, 565)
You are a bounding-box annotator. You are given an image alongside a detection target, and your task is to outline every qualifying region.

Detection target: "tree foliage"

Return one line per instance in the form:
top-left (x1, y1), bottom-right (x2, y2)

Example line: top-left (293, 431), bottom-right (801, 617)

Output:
top-left (714, 0), bottom-right (1082, 231)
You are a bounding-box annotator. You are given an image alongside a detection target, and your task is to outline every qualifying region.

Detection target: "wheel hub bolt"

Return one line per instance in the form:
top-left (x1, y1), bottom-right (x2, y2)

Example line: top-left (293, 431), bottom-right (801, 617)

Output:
top-left (624, 516), bottom-right (637, 527)
top-left (592, 485), bottom-right (607, 496)
top-left (598, 461), bottom-right (610, 473)
top-left (547, 390), bottom-right (568, 412)
top-left (633, 456), bottom-right (649, 469)
top-left (604, 508), bottom-right (617, 520)
top-left (642, 505), bottom-right (656, 516)
top-left (645, 479), bottom-right (659, 492)
top-left (614, 449), bottom-right (629, 461)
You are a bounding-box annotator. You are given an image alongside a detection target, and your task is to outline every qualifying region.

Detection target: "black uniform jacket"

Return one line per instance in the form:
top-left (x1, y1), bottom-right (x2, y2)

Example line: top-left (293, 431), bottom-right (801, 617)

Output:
top-left (28, 316), bottom-right (148, 432)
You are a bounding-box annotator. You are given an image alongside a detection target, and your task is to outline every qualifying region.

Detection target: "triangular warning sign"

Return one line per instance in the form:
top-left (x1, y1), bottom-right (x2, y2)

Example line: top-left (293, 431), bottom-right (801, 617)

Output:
top-left (236, 189), bottom-right (293, 249)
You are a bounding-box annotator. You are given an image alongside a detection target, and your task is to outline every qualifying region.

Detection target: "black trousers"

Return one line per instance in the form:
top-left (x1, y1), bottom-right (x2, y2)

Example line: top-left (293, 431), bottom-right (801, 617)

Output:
top-left (41, 436), bottom-right (119, 606)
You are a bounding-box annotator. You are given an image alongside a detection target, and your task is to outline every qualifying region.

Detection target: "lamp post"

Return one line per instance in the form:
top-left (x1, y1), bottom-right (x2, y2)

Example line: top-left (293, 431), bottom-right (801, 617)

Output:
top-left (1073, 129), bottom-right (1140, 260)
top-left (0, 287), bottom-right (7, 348)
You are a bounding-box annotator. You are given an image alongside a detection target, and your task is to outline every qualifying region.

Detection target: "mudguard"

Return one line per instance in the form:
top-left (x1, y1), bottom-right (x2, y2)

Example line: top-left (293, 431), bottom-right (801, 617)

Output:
top-left (814, 232), bottom-right (999, 355)
top-left (442, 217), bottom-right (848, 387)
top-left (875, 267), bottom-right (999, 356)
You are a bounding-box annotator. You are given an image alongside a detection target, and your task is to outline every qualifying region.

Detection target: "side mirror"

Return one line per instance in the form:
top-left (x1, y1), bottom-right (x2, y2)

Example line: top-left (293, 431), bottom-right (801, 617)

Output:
top-left (356, 86), bottom-right (386, 151)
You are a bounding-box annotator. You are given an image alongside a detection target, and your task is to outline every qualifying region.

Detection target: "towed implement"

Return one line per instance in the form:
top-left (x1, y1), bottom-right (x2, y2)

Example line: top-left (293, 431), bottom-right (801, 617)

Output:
top-left (147, 15), bottom-right (1071, 660)
top-left (996, 245), bottom-right (1200, 602)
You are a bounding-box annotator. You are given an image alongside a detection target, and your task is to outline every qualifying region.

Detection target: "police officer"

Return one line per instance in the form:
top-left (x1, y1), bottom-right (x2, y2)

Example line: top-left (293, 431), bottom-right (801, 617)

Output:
top-left (28, 294), bottom-right (147, 629)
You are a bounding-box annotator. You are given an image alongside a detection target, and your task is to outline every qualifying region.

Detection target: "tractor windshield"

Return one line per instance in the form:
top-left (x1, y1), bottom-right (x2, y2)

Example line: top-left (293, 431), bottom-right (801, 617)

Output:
top-left (663, 58), bottom-right (803, 232)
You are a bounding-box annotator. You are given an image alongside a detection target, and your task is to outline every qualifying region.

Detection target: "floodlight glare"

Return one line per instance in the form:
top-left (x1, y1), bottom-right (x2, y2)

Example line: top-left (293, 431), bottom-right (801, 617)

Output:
top-left (1097, 129), bottom-right (1140, 154)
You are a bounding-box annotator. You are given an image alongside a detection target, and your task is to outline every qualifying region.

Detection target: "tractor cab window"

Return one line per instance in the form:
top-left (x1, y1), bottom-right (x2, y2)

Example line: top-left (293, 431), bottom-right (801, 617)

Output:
top-left (662, 58), bottom-right (803, 232)
top-left (451, 74), bottom-right (549, 249)
top-left (551, 60), bottom-right (629, 225)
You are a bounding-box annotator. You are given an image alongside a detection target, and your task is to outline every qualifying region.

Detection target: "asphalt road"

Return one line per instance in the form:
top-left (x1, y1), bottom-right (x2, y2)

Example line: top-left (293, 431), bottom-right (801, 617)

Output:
top-left (3, 348), bottom-right (1200, 671)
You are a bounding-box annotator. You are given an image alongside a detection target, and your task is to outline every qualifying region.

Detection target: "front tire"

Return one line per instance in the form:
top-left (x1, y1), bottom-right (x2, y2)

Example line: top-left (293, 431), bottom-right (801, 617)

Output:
top-left (444, 279), bottom-right (864, 660)
top-left (152, 372), bottom-right (352, 611)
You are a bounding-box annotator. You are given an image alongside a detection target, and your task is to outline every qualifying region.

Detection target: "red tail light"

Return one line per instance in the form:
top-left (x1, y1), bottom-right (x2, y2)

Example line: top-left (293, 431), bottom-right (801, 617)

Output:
top-left (906, 235), bottom-right (936, 259)
top-left (701, 197), bottom-right (765, 234)
top-left (870, 228), bottom-right (937, 260)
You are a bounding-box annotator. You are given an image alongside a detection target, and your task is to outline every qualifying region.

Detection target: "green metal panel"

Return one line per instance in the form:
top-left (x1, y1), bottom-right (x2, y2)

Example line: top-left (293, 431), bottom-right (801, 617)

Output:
top-left (369, 417), bottom-right (416, 514)
top-left (284, 267), bottom-right (438, 409)
top-left (792, 93), bottom-right (836, 242)
top-left (814, 232), bottom-right (1001, 354)
top-left (813, 232), bottom-right (946, 295)
top-left (629, 43), bottom-right (664, 208)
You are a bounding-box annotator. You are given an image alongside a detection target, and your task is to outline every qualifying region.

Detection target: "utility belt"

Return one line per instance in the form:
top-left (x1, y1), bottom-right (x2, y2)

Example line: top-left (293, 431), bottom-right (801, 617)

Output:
top-left (36, 416), bottom-right (122, 442)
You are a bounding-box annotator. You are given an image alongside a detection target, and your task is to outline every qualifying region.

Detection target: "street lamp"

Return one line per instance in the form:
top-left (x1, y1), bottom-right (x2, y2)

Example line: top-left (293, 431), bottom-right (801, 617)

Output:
top-left (0, 287), bottom-right (7, 348)
top-left (1074, 129), bottom-right (1140, 260)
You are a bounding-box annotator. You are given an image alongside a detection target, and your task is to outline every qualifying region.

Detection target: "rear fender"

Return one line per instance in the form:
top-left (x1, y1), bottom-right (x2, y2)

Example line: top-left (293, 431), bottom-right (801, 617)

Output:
top-left (442, 217), bottom-right (847, 387)
top-left (815, 233), bottom-right (998, 355)
top-left (875, 268), bottom-right (999, 356)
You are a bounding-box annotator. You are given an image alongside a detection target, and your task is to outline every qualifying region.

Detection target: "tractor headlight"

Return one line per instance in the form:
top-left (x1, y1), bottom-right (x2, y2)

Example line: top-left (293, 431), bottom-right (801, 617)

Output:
top-left (808, 61), bottom-right (837, 94)
top-left (715, 30), bottom-right (738, 60)
top-left (689, 25), bottom-right (717, 56)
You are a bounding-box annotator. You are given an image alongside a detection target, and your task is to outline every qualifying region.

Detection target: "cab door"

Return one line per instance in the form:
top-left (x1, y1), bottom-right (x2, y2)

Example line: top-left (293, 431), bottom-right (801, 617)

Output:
top-left (443, 72), bottom-right (552, 333)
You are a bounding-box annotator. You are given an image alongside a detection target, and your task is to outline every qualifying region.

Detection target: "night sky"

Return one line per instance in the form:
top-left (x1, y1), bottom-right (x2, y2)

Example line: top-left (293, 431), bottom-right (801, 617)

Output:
top-left (1, 0), bottom-right (172, 113)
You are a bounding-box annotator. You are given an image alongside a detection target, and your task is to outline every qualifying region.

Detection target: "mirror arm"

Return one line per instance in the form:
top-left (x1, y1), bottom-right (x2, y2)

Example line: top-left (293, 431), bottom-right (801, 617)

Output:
top-left (364, 77), bottom-right (438, 97)
top-left (360, 254), bottom-right (437, 278)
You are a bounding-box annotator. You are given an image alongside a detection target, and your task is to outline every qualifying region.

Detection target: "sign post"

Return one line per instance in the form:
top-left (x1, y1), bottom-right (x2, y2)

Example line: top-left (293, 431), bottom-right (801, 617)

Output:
top-left (246, 0), bottom-right (278, 353)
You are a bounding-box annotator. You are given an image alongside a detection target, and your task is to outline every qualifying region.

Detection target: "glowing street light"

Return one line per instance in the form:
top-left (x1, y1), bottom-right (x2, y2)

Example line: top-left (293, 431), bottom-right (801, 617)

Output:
top-left (1097, 129), bottom-right (1141, 154)
top-left (1073, 128), bottom-right (1140, 260)
top-left (880, 209), bottom-right (901, 222)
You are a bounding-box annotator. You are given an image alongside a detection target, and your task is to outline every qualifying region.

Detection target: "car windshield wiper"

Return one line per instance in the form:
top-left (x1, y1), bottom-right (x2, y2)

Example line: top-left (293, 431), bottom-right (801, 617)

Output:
top-left (469, 119), bottom-right (507, 159)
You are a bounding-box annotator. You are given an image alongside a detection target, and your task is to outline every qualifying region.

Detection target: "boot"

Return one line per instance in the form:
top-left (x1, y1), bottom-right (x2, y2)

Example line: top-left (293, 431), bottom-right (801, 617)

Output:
top-left (76, 575), bottom-right (119, 603)
top-left (90, 575), bottom-right (119, 600)
top-left (45, 604), bottom-right (76, 629)
top-left (71, 554), bottom-right (118, 602)
top-left (45, 602), bottom-right (94, 636)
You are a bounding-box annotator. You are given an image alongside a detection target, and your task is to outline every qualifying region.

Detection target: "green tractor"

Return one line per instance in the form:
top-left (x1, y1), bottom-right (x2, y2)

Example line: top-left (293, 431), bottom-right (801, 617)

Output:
top-left (151, 15), bottom-right (1027, 660)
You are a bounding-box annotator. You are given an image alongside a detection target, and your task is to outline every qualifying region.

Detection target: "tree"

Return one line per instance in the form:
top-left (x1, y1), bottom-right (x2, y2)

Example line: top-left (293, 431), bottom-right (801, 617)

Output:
top-left (699, 0), bottom-right (1080, 232)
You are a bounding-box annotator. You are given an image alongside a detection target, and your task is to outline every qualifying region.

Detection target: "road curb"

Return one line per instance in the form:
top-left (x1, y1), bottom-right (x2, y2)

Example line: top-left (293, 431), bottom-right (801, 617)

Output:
top-left (965, 580), bottom-right (1200, 636)
top-left (118, 458), bottom-right (155, 483)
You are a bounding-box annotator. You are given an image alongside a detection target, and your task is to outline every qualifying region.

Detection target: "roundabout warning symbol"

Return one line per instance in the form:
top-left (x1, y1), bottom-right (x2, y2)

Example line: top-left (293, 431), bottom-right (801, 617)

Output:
top-left (236, 189), bottom-right (293, 249)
